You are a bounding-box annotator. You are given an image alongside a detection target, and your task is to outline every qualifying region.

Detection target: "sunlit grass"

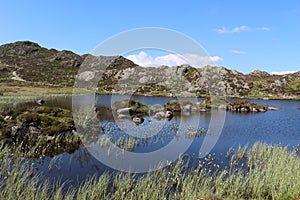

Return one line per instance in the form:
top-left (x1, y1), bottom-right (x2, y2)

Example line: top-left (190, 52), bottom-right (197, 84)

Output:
top-left (1, 142), bottom-right (300, 199)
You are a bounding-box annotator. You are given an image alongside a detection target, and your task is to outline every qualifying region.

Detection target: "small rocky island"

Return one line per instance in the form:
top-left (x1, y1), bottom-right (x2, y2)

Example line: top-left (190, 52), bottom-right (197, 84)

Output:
top-left (111, 98), bottom-right (272, 124)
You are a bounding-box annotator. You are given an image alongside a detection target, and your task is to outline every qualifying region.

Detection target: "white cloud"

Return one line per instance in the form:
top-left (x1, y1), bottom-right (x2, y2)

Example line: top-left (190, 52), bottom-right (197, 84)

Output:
top-left (127, 51), bottom-right (154, 66)
top-left (257, 27), bottom-right (270, 31)
top-left (231, 50), bottom-right (247, 55)
top-left (126, 51), bottom-right (222, 68)
top-left (215, 25), bottom-right (270, 34)
top-left (271, 71), bottom-right (297, 75)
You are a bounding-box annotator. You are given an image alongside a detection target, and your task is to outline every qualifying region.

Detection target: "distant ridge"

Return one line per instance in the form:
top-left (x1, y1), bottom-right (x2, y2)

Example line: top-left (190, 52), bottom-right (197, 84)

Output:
top-left (0, 41), bottom-right (299, 99)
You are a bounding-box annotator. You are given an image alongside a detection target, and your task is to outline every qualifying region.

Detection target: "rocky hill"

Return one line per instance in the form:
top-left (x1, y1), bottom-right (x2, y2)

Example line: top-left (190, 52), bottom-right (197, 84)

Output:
top-left (0, 41), bottom-right (299, 99)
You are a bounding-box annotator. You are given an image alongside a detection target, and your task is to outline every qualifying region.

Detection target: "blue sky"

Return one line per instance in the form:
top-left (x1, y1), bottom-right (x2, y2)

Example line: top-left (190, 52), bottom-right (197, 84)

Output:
top-left (0, 0), bottom-right (299, 74)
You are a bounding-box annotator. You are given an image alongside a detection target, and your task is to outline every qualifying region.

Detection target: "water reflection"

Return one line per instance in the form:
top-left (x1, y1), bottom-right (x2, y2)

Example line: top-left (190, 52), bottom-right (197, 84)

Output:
top-left (2, 95), bottom-right (299, 182)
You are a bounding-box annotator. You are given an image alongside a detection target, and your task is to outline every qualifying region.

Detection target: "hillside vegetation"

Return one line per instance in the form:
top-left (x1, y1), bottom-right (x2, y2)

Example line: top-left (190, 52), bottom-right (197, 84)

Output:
top-left (0, 41), bottom-right (299, 99)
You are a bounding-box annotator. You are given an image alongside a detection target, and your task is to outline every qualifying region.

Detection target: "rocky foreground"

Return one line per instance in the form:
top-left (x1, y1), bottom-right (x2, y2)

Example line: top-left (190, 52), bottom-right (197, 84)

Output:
top-left (0, 105), bottom-right (80, 157)
top-left (0, 41), bottom-right (299, 99)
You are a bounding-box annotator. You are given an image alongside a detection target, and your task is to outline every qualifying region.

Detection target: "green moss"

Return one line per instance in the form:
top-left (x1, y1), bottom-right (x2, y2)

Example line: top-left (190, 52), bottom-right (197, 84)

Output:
top-left (249, 81), bottom-right (266, 97)
top-left (230, 99), bottom-right (267, 110)
top-left (112, 99), bottom-right (149, 113)
top-left (2, 106), bottom-right (74, 136)
top-left (199, 97), bottom-right (228, 109)
top-left (288, 78), bottom-right (300, 91)
top-left (134, 84), bottom-right (169, 96)
top-left (183, 67), bottom-right (200, 83)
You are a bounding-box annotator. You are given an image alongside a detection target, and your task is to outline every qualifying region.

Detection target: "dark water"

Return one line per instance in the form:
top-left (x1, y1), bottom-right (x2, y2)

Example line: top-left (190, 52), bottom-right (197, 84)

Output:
top-left (32, 95), bottom-right (300, 184)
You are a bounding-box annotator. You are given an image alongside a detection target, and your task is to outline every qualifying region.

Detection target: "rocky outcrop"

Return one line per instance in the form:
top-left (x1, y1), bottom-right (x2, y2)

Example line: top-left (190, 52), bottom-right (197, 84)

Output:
top-left (226, 99), bottom-right (268, 112)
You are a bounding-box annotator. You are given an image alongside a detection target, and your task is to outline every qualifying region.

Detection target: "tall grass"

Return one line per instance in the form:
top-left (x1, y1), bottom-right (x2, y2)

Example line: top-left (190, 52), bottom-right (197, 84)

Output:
top-left (1, 143), bottom-right (300, 199)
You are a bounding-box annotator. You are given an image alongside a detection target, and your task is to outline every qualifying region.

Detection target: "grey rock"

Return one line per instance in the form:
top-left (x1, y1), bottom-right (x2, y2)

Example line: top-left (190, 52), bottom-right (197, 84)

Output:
top-left (4, 115), bottom-right (11, 121)
top-left (46, 136), bottom-right (55, 142)
top-left (28, 126), bottom-right (41, 135)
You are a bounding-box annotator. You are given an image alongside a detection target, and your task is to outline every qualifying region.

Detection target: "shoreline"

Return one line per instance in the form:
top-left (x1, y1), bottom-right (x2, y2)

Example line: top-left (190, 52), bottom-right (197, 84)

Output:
top-left (0, 82), bottom-right (299, 102)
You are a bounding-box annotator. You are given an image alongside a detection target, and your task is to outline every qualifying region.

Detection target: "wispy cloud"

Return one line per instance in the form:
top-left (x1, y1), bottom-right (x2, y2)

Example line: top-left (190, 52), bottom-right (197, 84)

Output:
top-left (215, 25), bottom-right (270, 34)
top-left (257, 27), bottom-right (270, 31)
top-left (126, 51), bottom-right (222, 68)
top-left (231, 50), bottom-right (247, 55)
top-left (271, 71), bottom-right (297, 75)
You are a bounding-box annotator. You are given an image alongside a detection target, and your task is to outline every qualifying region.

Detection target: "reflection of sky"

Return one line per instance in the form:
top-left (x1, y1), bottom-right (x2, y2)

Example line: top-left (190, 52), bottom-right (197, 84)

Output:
top-left (39, 96), bottom-right (300, 183)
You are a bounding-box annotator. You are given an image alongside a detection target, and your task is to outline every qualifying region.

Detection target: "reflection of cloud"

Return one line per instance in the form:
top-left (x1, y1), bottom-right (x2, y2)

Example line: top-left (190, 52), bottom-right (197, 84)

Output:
top-left (231, 50), bottom-right (247, 55)
top-left (271, 71), bottom-right (297, 75)
top-left (215, 25), bottom-right (270, 34)
top-left (126, 51), bottom-right (222, 67)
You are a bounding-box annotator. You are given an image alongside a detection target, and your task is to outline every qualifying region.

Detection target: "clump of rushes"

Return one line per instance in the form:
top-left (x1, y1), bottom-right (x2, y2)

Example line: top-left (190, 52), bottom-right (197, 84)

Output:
top-left (0, 142), bottom-right (300, 199)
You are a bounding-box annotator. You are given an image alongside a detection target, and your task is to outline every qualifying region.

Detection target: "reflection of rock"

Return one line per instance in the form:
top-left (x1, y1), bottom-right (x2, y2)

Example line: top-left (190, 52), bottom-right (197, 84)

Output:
top-left (182, 104), bottom-right (192, 112)
top-left (153, 111), bottom-right (165, 119)
top-left (165, 110), bottom-right (173, 120)
top-left (199, 107), bottom-right (207, 112)
top-left (132, 116), bottom-right (144, 125)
